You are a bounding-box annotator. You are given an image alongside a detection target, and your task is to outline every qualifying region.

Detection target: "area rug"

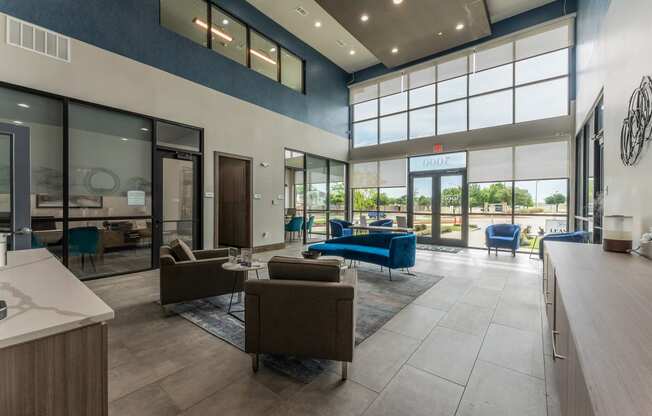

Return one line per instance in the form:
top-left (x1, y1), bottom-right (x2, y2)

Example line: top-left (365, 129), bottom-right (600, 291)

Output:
top-left (417, 244), bottom-right (463, 254)
top-left (168, 266), bottom-right (443, 383)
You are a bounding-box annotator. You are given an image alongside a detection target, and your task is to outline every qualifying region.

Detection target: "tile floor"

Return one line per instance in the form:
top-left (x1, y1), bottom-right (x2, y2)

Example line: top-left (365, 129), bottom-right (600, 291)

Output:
top-left (86, 244), bottom-right (559, 416)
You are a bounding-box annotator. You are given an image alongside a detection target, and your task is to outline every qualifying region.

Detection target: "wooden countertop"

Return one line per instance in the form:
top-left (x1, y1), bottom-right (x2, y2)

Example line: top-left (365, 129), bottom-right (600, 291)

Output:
top-left (0, 249), bottom-right (114, 349)
top-left (546, 242), bottom-right (652, 416)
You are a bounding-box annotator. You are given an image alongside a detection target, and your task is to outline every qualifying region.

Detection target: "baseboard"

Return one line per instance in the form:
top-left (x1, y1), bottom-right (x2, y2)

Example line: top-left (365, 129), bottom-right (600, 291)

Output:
top-left (253, 242), bottom-right (286, 253)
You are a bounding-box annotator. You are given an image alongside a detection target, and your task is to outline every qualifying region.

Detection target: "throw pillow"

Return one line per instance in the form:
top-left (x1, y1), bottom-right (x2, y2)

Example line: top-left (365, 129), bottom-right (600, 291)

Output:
top-left (170, 239), bottom-right (196, 262)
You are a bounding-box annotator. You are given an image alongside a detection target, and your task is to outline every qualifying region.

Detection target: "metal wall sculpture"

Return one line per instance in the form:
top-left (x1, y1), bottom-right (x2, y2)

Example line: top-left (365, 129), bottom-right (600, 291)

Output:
top-left (621, 76), bottom-right (652, 166)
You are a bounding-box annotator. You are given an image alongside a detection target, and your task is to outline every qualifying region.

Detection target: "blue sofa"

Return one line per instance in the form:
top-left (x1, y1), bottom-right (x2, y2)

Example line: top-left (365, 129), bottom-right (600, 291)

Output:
top-left (485, 224), bottom-right (521, 256)
top-left (538, 231), bottom-right (590, 259)
top-left (308, 233), bottom-right (416, 280)
top-left (329, 219), bottom-right (353, 237)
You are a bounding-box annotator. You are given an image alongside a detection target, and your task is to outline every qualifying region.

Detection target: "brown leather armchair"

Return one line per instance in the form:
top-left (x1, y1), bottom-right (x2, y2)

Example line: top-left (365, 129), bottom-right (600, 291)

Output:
top-left (159, 246), bottom-right (243, 306)
top-left (245, 256), bottom-right (356, 380)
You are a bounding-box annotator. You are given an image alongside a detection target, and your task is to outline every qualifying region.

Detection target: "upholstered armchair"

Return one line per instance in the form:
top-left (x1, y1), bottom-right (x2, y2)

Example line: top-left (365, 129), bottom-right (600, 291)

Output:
top-left (485, 224), bottom-right (521, 256)
top-left (159, 246), bottom-right (243, 306)
top-left (329, 219), bottom-right (353, 237)
top-left (538, 231), bottom-right (590, 259)
top-left (245, 256), bottom-right (356, 380)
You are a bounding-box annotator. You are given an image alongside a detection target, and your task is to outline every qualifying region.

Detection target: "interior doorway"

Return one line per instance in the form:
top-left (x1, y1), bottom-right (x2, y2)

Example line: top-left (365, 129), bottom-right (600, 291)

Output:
top-left (216, 154), bottom-right (252, 248)
top-left (0, 122), bottom-right (30, 250)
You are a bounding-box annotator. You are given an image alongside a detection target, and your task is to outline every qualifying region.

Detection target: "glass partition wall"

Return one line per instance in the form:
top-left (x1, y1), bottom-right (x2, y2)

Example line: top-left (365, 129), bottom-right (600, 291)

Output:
top-left (284, 149), bottom-right (347, 244)
top-left (0, 82), bottom-right (203, 280)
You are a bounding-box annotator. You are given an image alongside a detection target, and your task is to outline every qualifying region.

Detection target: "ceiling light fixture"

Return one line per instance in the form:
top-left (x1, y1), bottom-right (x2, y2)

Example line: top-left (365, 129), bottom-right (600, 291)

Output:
top-left (393, 0), bottom-right (404, 4)
top-left (13, 120), bottom-right (23, 125)
top-left (193, 18), bottom-right (233, 42)
top-left (121, 138), bottom-right (129, 142)
top-left (437, 32), bottom-right (443, 36)
top-left (360, 14), bottom-right (369, 22)
top-left (270, 47), bottom-right (276, 52)
top-left (391, 47), bottom-right (399, 54)
top-left (456, 23), bottom-right (465, 30)
top-left (349, 50), bottom-right (356, 55)
top-left (314, 21), bottom-right (322, 28)
top-left (17, 103), bottom-right (30, 108)
top-left (140, 127), bottom-right (149, 132)
top-left (250, 49), bottom-right (277, 65)
top-left (222, 19), bottom-right (229, 25)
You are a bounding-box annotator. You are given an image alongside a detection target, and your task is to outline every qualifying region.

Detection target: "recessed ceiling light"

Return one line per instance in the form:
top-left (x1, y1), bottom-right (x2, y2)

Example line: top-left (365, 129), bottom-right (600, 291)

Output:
top-left (314, 21), bottom-right (322, 28)
top-left (437, 32), bottom-right (443, 36)
top-left (360, 14), bottom-right (369, 22)
top-left (391, 47), bottom-right (399, 54)
top-left (393, 0), bottom-right (403, 4)
top-left (222, 19), bottom-right (229, 25)
top-left (456, 23), bottom-right (465, 30)
top-left (13, 120), bottom-right (23, 125)
top-left (121, 138), bottom-right (129, 142)
top-left (140, 127), bottom-right (149, 132)
top-left (17, 103), bottom-right (30, 108)
top-left (349, 50), bottom-right (356, 55)
top-left (270, 47), bottom-right (276, 52)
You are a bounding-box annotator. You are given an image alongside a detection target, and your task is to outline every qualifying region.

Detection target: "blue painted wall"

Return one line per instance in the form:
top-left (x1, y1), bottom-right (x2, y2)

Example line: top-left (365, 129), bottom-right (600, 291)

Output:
top-left (0, 0), bottom-right (351, 138)
top-left (352, 0), bottom-right (578, 88)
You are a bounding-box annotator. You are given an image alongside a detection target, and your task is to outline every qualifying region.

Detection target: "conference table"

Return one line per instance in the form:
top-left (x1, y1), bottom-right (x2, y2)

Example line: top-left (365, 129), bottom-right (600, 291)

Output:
top-left (350, 225), bottom-right (414, 234)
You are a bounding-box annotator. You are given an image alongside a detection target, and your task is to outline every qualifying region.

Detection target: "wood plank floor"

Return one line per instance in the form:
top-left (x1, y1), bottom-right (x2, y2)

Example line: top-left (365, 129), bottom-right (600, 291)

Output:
top-left (86, 244), bottom-right (558, 416)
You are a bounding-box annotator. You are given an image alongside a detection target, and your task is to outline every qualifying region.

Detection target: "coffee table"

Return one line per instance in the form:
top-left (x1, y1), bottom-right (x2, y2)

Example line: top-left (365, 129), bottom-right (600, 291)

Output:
top-left (222, 262), bottom-right (266, 321)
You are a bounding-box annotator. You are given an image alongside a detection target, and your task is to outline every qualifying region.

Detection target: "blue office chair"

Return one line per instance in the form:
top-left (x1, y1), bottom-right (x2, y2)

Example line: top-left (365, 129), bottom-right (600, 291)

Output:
top-left (285, 217), bottom-right (304, 241)
top-left (485, 224), bottom-right (521, 256)
top-left (305, 215), bottom-right (315, 239)
top-left (69, 226), bottom-right (100, 271)
top-left (369, 218), bottom-right (393, 233)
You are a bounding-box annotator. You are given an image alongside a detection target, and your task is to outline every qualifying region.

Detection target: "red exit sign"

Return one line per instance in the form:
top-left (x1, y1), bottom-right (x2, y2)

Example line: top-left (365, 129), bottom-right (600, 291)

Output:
top-left (433, 144), bottom-right (443, 153)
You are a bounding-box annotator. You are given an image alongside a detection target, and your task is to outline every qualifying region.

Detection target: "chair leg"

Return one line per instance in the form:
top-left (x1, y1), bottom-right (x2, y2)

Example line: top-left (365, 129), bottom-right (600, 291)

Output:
top-left (89, 254), bottom-right (96, 272)
top-left (81, 253), bottom-right (85, 270)
top-left (388, 269), bottom-right (392, 281)
top-left (341, 361), bottom-right (348, 381)
top-left (252, 354), bottom-right (259, 372)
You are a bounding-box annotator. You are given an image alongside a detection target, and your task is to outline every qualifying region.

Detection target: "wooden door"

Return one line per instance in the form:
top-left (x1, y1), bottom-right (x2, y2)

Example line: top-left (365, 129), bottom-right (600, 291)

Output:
top-left (218, 156), bottom-right (251, 248)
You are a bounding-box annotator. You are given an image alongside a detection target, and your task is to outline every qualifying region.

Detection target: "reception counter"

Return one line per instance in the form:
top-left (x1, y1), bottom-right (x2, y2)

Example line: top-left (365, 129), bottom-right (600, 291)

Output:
top-left (0, 249), bottom-right (114, 415)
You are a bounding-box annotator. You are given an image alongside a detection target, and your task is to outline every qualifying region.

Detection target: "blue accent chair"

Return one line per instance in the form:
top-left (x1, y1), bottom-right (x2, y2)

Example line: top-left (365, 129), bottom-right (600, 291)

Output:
top-left (329, 219), bottom-right (353, 237)
top-left (538, 231), bottom-right (590, 259)
top-left (285, 217), bottom-right (304, 241)
top-left (305, 215), bottom-right (315, 239)
top-left (485, 224), bottom-right (521, 256)
top-left (69, 226), bottom-right (99, 271)
top-left (308, 233), bottom-right (416, 280)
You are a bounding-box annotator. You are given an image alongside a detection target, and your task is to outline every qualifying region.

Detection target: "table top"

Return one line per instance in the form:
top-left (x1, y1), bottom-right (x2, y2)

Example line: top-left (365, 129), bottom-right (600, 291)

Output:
top-left (222, 261), bottom-right (266, 272)
top-left (350, 225), bottom-right (414, 233)
top-left (546, 242), bottom-right (652, 416)
top-left (0, 249), bottom-right (114, 349)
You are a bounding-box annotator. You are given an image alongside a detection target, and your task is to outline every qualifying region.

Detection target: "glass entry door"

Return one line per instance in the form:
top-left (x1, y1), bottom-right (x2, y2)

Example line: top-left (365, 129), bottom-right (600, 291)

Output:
top-left (0, 123), bottom-right (30, 250)
top-left (154, 150), bottom-right (201, 257)
top-left (409, 171), bottom-right (468, 246)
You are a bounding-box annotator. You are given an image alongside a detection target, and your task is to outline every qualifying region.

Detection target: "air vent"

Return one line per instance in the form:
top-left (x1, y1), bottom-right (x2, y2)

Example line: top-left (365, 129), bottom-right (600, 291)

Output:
top-left (6, 16), bottom-right (70, 62)
top-left (336, 40), bottom-right (347, 48)
top-left (295, 6), bottom-right (309, 17)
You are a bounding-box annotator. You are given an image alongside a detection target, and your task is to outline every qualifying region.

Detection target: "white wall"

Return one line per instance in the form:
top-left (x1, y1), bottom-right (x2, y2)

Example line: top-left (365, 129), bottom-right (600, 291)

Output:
top-left (575, 0), bottom-right (652, 241)
top-left (0, 13), bottom-right (349, 248)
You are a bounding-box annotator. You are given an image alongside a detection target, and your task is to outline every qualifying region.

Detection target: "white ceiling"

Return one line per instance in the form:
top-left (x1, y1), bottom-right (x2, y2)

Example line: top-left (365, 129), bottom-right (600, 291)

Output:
top-left (247, 0), bottom-right (558, 73)
top-left (487, 0), bottom-right (557, 22)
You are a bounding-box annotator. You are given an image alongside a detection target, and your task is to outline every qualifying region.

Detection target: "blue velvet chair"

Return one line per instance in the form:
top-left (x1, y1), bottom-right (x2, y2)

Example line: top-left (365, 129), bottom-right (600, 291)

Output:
top-left (538, 231), bottom-right (590, 259)
top-left (285, 217), bottom-right (304, 241)
top-left (369, 219), bottom-right (393, 233)
top-left (485, 224), bottom-right (521, 256)
top-left (308, 233), bottom-right (416, 280)
top-left (329, 219), bottom-right (353, 238)
top-left (69, 226), bottom-right (99, 271)
top-left (305, 216), bottom-right (315, 239)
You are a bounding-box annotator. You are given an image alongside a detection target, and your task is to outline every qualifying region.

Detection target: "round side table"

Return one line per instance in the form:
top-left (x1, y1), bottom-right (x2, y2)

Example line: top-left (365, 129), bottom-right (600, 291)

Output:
top-left (222, 261), bottom-right (265, 321)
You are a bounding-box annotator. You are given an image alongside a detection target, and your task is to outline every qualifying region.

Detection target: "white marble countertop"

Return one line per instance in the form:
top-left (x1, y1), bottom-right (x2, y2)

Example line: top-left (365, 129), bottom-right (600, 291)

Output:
top-left (0, 249), bottom-right (114, 349)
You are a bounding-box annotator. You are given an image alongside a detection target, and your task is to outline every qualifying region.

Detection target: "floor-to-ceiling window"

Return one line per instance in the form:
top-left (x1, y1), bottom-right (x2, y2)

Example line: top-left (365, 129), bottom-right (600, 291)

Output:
top-left (351, 158), bottom-right (407, 227)
top-left (467, 142), bottom-right (570, 252)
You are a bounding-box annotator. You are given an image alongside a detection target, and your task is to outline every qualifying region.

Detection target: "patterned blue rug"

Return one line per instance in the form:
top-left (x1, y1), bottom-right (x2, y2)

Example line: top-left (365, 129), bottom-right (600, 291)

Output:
top-left (169, 266), bottom-right (442, 383)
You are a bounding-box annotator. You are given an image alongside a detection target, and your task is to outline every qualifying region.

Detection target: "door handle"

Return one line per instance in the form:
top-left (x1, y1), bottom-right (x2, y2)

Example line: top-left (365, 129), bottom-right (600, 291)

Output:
top-left (551, 330), bottom-right (567, 360)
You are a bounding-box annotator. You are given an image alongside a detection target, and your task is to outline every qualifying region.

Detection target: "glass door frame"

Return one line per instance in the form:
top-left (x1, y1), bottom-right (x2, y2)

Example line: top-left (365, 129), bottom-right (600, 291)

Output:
top-left (153, 147), bottom-right (203, 269)
top-left (408, 168), bottom-right (469, 247)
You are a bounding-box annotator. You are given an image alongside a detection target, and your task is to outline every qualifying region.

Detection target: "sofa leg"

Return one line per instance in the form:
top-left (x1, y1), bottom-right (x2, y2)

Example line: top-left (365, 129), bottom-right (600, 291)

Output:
top-left (388, 269), bottom-right (392, 281)
top-left (487, 248), bottom-right (491, 255)
top-left (341, 361), bottom-right (348, 381)
top-left (252, 354), bottom-right (259, 372)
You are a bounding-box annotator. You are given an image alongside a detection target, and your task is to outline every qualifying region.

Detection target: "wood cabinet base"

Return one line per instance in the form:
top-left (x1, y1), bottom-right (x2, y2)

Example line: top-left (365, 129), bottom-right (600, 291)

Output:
top-left (0, 323), bottom-right (108, 416)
